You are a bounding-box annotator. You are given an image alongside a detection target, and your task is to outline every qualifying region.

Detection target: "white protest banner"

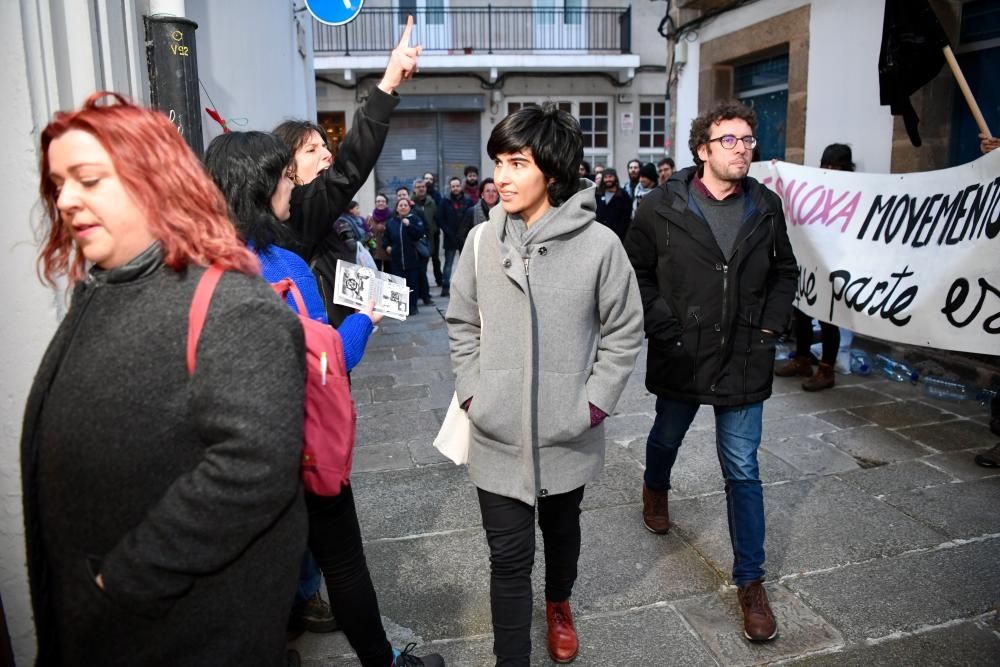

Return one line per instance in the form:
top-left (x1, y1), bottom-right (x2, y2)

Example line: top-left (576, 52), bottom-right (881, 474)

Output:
top-left (748, 150), bottom-right (1000, 354)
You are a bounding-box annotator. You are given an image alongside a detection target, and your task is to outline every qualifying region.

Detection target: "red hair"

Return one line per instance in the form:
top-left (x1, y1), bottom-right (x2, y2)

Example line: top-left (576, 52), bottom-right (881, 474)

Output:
top-left (38, 91), bottom-right (259, 285)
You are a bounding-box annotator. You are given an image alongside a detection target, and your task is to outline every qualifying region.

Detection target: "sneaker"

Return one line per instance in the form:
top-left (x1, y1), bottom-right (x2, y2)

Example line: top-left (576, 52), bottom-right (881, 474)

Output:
top-left (775, 356), bottom-right (812, 378)
top-left (392, 643), bottom-right (445, 666)
top-left (974, 443), bottom-right (1000, 468)
top-left (299, 592), bottom-right (338, 634)
top-left (737, 580), bottom-right (778, 642)
top-left (641, 484), bottom-right (670, 534)
top-left (422, 298), bottom-right (436, 306)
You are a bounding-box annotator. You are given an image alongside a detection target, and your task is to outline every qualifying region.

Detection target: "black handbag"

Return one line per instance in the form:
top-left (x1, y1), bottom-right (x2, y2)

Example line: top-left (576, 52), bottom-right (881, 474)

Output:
top-left (415, 236), bottom-right (432, 259)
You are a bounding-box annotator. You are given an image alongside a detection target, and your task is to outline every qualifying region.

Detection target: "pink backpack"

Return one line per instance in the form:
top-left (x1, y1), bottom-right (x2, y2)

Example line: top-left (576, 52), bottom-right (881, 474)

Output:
top-left (188, 266), bottom-right (356, 497)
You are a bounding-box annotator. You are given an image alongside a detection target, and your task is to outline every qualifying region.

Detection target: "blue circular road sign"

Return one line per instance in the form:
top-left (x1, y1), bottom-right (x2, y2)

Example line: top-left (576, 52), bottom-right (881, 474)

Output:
top-left (305, 0), bottom-right (365, 26)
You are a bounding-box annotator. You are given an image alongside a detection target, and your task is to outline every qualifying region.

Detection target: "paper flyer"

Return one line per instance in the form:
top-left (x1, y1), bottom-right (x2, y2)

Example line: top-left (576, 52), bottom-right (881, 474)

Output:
top-left (332, 260), bottom-right (411, 321)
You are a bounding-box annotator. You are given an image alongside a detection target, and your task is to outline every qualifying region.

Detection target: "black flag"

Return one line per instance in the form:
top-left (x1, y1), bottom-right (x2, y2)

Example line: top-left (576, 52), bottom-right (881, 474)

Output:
top-left (878, 0), bottom-right (950, 147)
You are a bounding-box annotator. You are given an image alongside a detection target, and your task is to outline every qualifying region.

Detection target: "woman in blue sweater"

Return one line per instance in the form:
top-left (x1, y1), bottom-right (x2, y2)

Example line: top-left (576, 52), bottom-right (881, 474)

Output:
top-left (205, 131), bottom-right (443, 667)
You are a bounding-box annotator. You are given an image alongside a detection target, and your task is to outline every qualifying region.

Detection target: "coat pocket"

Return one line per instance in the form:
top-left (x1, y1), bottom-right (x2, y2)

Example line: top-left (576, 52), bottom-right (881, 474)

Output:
top-left (469, 368), bottom-right (522, 446)
top-left (743, 326), bottom-right (777, 396)
top-left (537, 370), bottom-right (591, 447)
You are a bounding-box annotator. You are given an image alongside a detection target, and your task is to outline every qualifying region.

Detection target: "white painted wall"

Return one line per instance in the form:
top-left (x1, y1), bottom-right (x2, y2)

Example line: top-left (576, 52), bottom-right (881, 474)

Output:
top-left (671, 0), bottom-right (894, 173)
top-left (805, 0), bottom-right (891, 172)
top-left (187, 0), bottom-right (316, 143)
top-left (1, 2), bottom-right (315, 661)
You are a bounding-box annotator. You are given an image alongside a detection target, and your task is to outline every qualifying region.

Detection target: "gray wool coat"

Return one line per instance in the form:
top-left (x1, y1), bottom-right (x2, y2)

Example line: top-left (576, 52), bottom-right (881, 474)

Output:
top-left (21, 247), bottom-right (307, 666)
top-left (446, 181), bottom-right (644, 505)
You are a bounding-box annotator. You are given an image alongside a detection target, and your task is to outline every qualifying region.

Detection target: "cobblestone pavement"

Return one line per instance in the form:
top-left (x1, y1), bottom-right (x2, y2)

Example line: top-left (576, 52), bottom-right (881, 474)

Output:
top-left (293, 296), bottom-right (1000, 666)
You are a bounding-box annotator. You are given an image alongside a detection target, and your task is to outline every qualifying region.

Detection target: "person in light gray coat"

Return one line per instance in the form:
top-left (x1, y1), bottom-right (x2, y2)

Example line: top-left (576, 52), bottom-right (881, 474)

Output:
top-left (446, 106), bottom-right (643, 666)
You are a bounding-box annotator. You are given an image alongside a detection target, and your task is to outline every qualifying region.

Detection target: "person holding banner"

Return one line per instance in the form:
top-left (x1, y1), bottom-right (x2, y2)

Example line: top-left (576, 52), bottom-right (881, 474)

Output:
top-left (774, 144), bottom-right (856, 391)
top-left (625, 100), bottom-right (798, 644)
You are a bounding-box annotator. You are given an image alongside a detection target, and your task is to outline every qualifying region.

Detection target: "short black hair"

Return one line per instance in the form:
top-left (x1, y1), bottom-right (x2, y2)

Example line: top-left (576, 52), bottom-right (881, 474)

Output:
top-left (464, 165), bottom-right (479, 176)
top-left (486, 105), bottom-right (583, 207)
top-left (204, 131), bottom-right (295, 252)
top-left (448, 176), bottom-right (462, 185)
top-left (479, 177), bottom-right (495, 197)
top-left (396, 185), bottom-right (409, 194)
top-left (658, 157), bottom-right (675, 168)
top-left (820, 143), bottom-right (855, 171)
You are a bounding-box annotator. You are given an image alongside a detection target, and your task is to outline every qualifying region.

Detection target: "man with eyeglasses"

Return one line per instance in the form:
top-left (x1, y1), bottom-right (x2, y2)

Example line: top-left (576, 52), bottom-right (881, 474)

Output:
top-left (624, 100), bottom-right (797, 644)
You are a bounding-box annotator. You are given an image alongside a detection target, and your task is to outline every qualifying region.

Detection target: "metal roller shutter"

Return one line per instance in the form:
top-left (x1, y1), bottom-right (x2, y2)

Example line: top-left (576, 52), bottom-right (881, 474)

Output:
top-left (375, 111), bottom-right (481, 196)
top-left (375, 113), bottom-right (438, 197)
top-left (440, 112), bottom-right (481, 184)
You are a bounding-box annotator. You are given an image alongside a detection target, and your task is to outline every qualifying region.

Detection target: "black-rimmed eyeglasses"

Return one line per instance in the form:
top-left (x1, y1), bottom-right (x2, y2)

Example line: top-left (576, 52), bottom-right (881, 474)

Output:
top-left (707, 135), bottom-right (757, 150)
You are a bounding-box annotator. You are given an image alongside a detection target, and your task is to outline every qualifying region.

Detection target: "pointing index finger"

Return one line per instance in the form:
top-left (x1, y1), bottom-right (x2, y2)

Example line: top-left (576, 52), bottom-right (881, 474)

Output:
top-left (398, 15), bottom-right (414, 48)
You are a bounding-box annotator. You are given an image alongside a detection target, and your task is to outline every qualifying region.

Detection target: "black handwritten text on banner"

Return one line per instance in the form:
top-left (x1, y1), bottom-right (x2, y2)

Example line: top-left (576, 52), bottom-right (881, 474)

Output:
top-left (748, 151), bottom-right (1000, 354)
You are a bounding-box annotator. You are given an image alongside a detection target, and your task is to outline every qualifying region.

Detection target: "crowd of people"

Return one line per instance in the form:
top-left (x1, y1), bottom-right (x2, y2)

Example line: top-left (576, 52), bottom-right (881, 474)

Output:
top-left (19, 14), bottom-right (999, 666)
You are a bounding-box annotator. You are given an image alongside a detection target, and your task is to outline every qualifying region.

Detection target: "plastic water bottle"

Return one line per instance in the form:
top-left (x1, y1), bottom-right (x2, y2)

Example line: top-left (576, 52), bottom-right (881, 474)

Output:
top-left (849, 350), bottom-right (872, 376)
top-left (976, 388), bottom-right (998, 406)
top-left (875, 354), bottom-right (919, 383)
top-left (922, 376), bottom-right (970, 401)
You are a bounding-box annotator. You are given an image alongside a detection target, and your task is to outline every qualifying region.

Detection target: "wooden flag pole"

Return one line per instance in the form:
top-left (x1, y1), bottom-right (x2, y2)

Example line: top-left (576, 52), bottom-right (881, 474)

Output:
top-left (942, 45), bottom-right (992, 137)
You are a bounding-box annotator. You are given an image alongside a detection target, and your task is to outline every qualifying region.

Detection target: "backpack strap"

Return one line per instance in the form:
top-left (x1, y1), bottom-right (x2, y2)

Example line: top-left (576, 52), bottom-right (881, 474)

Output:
top-left (187, 265), bottom-right (225, 376)
top-left (272, 278), bottom-right (311, 318)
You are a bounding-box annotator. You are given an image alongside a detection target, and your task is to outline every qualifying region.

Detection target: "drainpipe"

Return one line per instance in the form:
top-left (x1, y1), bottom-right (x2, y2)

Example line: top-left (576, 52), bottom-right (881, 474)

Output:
top-left (145, 0), bottom-right (204, 156)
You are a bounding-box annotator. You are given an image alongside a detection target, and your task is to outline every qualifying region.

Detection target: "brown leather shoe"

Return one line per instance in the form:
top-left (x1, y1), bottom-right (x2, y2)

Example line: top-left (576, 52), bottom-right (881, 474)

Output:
top-left (737, 580), bottom-right (778, 642)
top-left (775, 355), bottom-right (812, 377)
top-left (802, 362), bottom-right (835, 391)
top-left (642, 484), bottom-right (670, 534)
top-left (546, 600), bottom-right (579, 663)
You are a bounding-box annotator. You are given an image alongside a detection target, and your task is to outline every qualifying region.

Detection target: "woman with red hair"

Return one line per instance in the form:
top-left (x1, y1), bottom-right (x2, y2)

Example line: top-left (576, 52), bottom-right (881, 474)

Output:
top-left (22, 92), bottom-right (308, 666)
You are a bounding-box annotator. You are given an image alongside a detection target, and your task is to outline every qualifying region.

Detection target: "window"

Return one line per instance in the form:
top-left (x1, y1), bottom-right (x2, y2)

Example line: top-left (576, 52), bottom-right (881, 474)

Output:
top-left (535, 0), bottom-right (583, 26)
top-left (578, 101), bottom-right (609, 150)
top-left (504, 98), bottom-right (611, 165)
top-left (639, 101), bottom-right (666, 152)
top-left (318, 111), bottom-right (346, 159)
top-left (735, 54), bottom-right (789, 161)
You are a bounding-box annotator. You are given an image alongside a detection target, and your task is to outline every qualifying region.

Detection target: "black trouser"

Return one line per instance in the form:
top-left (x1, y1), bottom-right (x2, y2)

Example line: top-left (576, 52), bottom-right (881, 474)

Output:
top-left (431, 230), bottom-right (442, 284)
top-left (476, 486), bottom-right (585, 667)
top-left (792, 307), bottom-right (840, 365)
top-left (306, 487), bottom-right (393, 667)
top-left (419, 257), bottom-right (432, 301)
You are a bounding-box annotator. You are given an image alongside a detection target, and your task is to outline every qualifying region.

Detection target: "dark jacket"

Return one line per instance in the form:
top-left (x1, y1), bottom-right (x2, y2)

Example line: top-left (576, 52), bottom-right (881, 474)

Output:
top-left (624, 167), bottom-right (798, 406)
top-left (288, 88), bottom-right (398, 323)
top-left (21, 247), bottom-right (307, 666)
top-left (438, 193), bottom-right (474, 251)
top-left (412, 195), bottom-right (437, 237)
top-left (384, 214), bottom-right (427, 272)
top-left (457, 198), bottom-right (494, 249)
top-left (287, 88), bottom-right (399, 260)
top-left (595, 188), bottom-right (633, 241)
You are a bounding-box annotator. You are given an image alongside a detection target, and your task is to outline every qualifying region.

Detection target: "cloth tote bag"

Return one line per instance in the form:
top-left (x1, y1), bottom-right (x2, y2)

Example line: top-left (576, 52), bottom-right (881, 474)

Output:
top-left (433, 223), bottom-right (486, 464)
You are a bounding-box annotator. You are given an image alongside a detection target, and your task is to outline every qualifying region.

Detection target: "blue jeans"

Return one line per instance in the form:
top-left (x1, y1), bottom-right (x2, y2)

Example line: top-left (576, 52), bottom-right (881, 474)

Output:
top-left (644, 396), bottom-right (766, 585)
top-left (442, 248), bottom-right (457, 287)
top-left (295, 550), bottom-right (322, 607)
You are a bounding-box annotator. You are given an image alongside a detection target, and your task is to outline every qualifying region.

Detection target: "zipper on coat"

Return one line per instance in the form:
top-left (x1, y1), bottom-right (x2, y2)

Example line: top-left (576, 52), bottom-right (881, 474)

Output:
top-left (523, 256), bottom-right (530, 277)
top-left (743, 308), bottom-right (754, 396)
top-left (690, 310), bottom-right (701, 384)
top-left (719, 264), bottom-right (729, 352)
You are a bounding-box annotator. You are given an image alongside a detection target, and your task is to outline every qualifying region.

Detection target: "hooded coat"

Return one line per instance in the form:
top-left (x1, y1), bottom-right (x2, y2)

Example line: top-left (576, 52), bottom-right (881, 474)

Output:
top-left (446, 180), bottom-right (644, 505)
top-left (625, 167), bottom-right (798, 406)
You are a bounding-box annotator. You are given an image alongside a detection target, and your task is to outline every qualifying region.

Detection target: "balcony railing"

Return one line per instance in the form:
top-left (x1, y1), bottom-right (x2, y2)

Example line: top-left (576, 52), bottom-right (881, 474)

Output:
top-left (314, 7), bottom-right (632, 56)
